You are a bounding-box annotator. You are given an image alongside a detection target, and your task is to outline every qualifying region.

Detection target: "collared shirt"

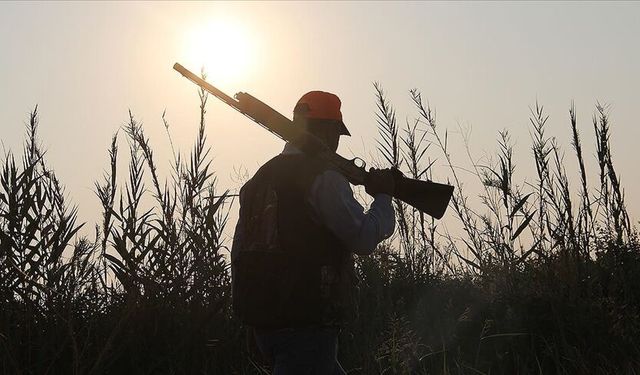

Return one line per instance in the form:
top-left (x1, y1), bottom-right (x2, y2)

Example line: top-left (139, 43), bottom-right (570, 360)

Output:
top-left (280, 143), bottom-right (395, 255)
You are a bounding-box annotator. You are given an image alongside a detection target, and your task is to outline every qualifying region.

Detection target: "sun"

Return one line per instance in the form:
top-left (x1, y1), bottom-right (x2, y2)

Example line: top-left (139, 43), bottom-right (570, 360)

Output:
top-left (183, 19), bottom-right (253, 87)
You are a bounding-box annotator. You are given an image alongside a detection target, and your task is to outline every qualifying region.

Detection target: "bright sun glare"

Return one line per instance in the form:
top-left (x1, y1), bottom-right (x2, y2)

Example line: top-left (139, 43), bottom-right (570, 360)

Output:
top-left (183, 19), bottom-right (253, 87)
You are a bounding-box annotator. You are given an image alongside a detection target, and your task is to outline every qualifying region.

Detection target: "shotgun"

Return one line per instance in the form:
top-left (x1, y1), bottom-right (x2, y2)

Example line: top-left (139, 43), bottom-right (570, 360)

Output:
top-left (173, 63), bottom-right (454, 219)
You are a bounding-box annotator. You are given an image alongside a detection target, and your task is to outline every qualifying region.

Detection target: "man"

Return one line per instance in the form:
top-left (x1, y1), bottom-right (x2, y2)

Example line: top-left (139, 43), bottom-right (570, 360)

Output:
top-left (231, 91), bottom-right (396, 374)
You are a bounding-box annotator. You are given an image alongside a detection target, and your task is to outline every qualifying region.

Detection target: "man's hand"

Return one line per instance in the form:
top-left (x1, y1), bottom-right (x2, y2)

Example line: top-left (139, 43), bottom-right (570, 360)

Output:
top-left (364, 168), bottom-right (396, 197)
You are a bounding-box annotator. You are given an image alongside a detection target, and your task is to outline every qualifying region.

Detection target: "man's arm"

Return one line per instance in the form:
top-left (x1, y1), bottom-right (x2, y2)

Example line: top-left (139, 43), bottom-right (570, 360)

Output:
top-left (308, 169), bottom-right (395, 255)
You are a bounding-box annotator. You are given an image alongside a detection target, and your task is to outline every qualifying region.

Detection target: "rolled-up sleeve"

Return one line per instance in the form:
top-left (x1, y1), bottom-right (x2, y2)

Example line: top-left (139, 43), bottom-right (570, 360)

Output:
top-left (308, 170), bottom-right (395, 255)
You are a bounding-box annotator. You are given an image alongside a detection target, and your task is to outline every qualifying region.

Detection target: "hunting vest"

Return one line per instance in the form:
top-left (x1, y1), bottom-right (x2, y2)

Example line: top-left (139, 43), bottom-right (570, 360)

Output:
top-left (232, 153), bottom-right (356, 329)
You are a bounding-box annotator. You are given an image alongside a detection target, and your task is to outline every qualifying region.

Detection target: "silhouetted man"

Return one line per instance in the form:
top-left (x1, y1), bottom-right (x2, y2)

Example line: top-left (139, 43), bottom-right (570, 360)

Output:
top-left (231, 91), bottom-right (395, 374)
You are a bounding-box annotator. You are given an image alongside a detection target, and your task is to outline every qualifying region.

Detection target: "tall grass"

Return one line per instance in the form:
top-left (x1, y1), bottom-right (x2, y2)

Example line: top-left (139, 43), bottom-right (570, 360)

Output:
top-left (0, 85), bottom-right (638, 374)
top-left (1, 77), bottom-right (239, 373)
top-left (364, 87), bottom-right (638, 374)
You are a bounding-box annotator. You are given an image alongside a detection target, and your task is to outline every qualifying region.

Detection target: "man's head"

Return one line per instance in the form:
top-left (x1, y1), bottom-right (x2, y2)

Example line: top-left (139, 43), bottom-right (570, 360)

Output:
top-left (293, 91), bottom-right (350, 152)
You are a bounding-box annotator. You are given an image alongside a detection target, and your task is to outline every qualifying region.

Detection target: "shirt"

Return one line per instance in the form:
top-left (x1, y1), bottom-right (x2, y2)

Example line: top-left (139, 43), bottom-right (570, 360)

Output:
top-left (277, 143), bottom-right (395, 255)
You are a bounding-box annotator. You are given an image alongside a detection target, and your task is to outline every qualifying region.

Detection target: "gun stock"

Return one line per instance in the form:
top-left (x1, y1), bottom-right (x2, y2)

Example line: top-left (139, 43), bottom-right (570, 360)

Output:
top-left (393, 177), bottom-right (454, 219)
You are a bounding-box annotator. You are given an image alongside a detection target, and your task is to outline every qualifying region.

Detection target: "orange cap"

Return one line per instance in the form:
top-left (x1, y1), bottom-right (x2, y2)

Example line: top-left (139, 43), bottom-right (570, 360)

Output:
top-left (293, 91), bottom-right (350, 136)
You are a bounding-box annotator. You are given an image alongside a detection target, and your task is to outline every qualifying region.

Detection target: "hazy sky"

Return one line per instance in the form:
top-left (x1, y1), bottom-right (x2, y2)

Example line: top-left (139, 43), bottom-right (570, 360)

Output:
top-left (1, 1), bottom-right (639, 235)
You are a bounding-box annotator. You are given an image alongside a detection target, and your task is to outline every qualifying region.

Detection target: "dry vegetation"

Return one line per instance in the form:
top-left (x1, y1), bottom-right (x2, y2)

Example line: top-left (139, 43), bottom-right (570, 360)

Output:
top-left (1, 83), bottom-right (638, 374)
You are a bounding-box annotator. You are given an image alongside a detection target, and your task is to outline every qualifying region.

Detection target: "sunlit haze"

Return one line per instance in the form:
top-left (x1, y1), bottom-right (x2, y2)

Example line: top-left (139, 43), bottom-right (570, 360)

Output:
top-left (1, 1), bottom-right (639, 237)
top-left (182, 18), bottom-right (255, 87)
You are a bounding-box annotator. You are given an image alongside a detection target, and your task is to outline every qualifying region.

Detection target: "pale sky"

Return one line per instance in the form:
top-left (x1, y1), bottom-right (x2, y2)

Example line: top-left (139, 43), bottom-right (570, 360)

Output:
top-left (1, 1), bottom-right (639, 236)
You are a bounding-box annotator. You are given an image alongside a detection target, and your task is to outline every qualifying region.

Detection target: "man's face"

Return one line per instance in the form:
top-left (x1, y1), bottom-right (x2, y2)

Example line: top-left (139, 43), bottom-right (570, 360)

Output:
top-left (304, 119), bottom-right (341, 153)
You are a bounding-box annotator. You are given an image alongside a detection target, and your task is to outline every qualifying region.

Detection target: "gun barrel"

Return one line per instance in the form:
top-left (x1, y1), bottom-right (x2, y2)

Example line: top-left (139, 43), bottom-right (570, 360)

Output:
top-left (173, 63), bottom-right (238, 108)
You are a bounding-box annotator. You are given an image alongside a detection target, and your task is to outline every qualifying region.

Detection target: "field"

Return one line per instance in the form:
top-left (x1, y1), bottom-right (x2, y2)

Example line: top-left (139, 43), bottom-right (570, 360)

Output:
top-left (1, 84), bottom-right (638, 374)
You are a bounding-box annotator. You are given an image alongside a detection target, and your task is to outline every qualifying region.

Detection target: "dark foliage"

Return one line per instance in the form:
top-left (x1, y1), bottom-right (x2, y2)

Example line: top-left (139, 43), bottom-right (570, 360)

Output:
top-left (1, 87), bottom-right (638, 374)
